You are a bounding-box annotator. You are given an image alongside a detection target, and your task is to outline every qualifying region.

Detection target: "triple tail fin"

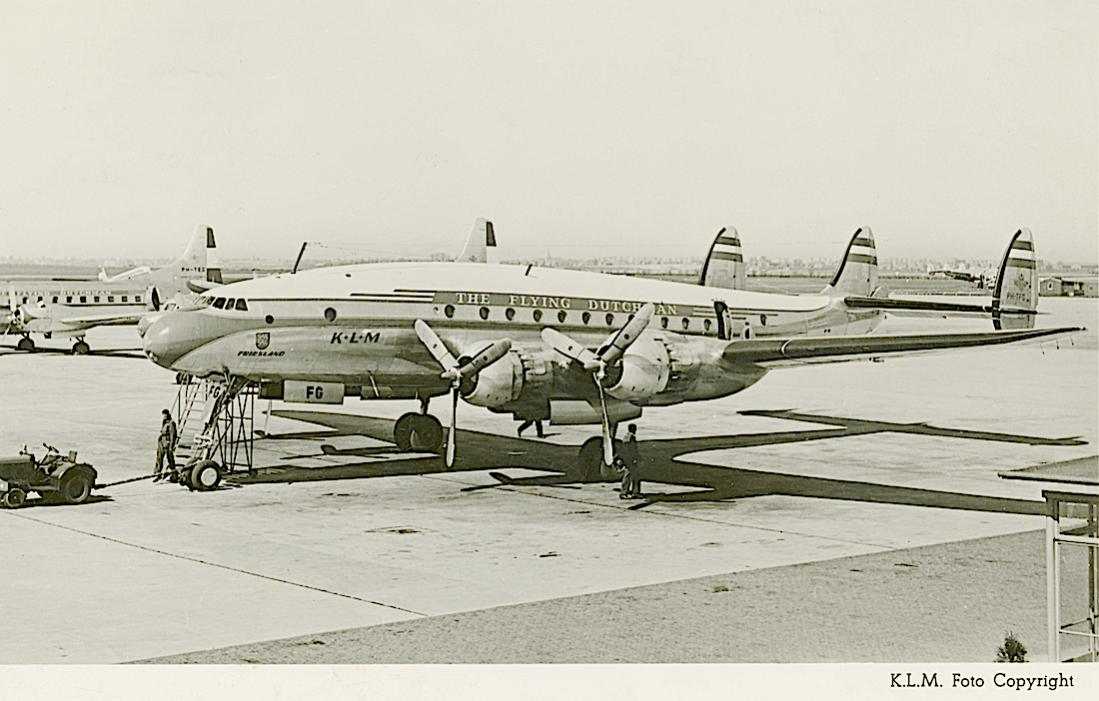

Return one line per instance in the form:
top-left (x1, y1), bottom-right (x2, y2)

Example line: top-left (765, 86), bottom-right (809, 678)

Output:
top-left (457, 218), bottom-right (498, 264)
top-left (992, 228), bottom-right (1038, 330)
top-left (699, 227), bottom-right (746, 290)
top-left (822, 227), bottom-right (878, 296)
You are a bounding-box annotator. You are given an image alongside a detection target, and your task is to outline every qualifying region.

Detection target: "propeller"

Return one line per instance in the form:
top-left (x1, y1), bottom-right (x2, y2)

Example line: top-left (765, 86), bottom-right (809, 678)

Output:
top-left (541, 302), bottom-right (655, 465)
top-left (414, 319), bottom-right (512, 467)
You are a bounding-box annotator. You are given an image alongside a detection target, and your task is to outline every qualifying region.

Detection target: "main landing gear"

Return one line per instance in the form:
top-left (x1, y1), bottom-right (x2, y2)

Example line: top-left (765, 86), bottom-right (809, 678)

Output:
top-left (16, 335), bottom-right (35, 352)
top-left (393, 397), bottom-right (445, 455)
top-left (578, 434), bottom-right (623, 482)
top-left (71, 338), bottom-right (90, 355)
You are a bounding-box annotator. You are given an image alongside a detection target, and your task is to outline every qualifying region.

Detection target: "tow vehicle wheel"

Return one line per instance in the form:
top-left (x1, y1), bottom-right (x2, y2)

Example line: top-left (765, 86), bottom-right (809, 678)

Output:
top-left (191, 461), bottom-right (223, 491)
top-left (16, 336), bottom-right (35, 352)
top-left (72, 340), bottom-right (90, 355)
top-left (578, 437), bottom-right (624, 482)
top-left (3, 488), bottom-right (26, 509)
top-left (59, 467), bottom-right (94, 504)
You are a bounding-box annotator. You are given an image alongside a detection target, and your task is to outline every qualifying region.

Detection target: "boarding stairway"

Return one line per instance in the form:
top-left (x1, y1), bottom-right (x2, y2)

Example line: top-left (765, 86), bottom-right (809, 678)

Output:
top-left (170, 375), bottom-right (257, 474)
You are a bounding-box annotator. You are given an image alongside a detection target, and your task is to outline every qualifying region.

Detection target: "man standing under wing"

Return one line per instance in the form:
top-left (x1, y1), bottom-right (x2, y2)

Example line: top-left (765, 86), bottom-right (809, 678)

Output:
top-left (620, 423), bottom-right (642, 499)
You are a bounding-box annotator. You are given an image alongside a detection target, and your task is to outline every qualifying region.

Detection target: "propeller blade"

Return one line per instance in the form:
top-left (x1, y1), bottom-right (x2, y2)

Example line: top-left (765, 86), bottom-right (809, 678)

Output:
top-left (541, 327), bottom-right (600, 370)
top-left (458, 339), bottom-right (512, 379)
top-left (598, 303), bottom-right (655, 364)
top-left (414, 319), bottom-right (459, 370)
top-left (446, 387), bottom-right (458, 468)
top-left (595, 380), bottom-right (615, 466)
top-left (7, 283), bottom-right (17, 313)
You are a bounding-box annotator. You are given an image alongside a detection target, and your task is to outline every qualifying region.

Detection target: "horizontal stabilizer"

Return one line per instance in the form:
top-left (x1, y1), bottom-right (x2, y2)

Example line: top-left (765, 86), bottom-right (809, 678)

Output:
top-left (723, 326), bottom-right (1080, 368)
top-left (842, 296), bottom-right (1037, 316)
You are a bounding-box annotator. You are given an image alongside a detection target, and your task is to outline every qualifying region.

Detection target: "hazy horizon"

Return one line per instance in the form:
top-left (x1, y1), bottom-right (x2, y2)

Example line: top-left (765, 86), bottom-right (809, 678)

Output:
top-left (2, 1), bottom-right (1095, 263)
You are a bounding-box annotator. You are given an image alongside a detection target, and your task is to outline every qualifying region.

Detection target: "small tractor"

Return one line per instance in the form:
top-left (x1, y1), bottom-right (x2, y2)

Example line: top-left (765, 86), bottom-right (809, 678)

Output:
top-left (0, 444), bottom-right (97, 508)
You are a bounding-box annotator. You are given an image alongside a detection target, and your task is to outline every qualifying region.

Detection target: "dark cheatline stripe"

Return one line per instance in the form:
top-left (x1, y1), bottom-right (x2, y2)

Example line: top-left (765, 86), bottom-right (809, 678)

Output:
top-left (710, 251), bottom-right (744, 262)
top-left (714, 236), bottom-right (741, 247)
top-left (1012, 239), bottom-right (1034, 251)
top-left (852, 237), bottom-right (874, 248)
top-left (847, 254), bottom-right (877, 265)
top-left (1005, 258), bottom-right (1036, 269)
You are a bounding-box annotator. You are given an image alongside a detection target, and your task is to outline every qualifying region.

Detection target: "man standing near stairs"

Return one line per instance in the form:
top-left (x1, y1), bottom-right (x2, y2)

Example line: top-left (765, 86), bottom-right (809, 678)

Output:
top-left (153, 409), bottom-right (178, 482)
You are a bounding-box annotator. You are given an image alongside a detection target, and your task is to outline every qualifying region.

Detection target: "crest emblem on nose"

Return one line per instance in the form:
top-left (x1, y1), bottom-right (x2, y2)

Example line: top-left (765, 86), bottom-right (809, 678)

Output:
top-left (255, 332), bottom-right (270, 350)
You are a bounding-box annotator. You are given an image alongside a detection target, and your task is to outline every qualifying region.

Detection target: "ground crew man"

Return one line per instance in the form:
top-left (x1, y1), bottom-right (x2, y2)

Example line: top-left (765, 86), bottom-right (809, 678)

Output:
top-left (619, 423), bottom-right (642, 498)
top-left (517, 419), bottom-right (545, 438)
top-left (153, 409), bottom-right (178, 481)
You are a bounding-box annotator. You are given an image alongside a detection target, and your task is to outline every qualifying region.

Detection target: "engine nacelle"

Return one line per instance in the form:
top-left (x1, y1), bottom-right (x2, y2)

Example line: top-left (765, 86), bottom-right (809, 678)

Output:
top-left (463, 350), bottom-right (525, 408)
top-left (603, 337), bottom-right (671, 401)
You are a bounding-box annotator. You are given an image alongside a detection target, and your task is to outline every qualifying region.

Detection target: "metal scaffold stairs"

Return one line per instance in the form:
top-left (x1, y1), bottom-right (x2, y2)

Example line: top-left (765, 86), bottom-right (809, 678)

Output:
top-left (171, 374), bottom-right (257, 476)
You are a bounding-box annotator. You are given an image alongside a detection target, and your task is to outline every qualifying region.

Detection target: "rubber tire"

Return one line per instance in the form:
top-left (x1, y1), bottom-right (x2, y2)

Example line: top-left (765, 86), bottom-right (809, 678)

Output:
top-left (72, 341), bottom-right (90, 355)
top-left (409, 414), bottom-right (444, 452)
top-left (4, 488), bottom-right (26, 508)
top-left (191, 461), bottom-right (223, 492)
top-left (16, 337), bottom-right (34, 352)
top-left (393, 413), bottom-right (418, 451)
top-left (578, 437), bottom-right (624, 482)
top-left (59, 468), bottom-right (94, 505)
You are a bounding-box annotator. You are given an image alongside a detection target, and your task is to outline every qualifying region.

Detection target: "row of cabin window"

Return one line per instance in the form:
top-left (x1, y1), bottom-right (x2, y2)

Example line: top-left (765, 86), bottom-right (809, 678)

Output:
top-left (441, 304), bottom-right (717, 333)
top-left (19, 294), bottom-right (141, 305)
top-left (200, 296), bottom-right (249, 311)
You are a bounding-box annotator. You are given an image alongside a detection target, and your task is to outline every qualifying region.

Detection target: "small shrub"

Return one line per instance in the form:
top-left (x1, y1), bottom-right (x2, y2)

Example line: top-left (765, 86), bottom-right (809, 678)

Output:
top-left (995, 632), bottom-right (1027, 662)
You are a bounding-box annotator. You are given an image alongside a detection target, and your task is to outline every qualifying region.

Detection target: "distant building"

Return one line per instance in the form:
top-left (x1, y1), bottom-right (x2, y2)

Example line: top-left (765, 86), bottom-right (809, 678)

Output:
top-left (1040, 276), bottom-right (1098, 298)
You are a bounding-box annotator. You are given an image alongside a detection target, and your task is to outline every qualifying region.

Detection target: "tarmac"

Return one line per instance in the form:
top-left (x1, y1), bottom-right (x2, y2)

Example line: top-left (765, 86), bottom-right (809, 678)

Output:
top-left (0, 297), bottom-right (1095, 663)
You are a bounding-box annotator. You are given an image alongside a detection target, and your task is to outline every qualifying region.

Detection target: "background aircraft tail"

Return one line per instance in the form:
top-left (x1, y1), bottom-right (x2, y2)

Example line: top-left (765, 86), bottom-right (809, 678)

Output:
top-left (698, 227), bottom-right (746, 290)
top-left (992, 228), bottom-right (1038, 330)
top-left (821, 227), bottom-right (878, 297)
top-left (457, 218), bottom-right (498, 264)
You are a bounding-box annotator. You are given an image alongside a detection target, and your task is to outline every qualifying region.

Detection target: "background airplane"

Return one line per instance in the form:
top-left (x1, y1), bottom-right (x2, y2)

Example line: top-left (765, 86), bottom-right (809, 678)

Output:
top-left (3, 225), bottom-right (218, 353)
top-left (140, 221), bottom-right (1072, 481)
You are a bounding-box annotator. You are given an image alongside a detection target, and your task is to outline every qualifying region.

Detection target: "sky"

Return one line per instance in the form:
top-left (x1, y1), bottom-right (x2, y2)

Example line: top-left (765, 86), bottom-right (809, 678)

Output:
top-left (1, 0), bottom-right (1095, 263)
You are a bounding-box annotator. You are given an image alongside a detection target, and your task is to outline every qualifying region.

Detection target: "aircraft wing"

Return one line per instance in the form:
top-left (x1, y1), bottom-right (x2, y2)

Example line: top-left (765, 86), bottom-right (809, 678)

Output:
top-left (722, 326), bottom-right (1079, 368)
top-left (187, 278), bottom-right (221, 293)
top-left (49, 311), bottom-right (149, 330)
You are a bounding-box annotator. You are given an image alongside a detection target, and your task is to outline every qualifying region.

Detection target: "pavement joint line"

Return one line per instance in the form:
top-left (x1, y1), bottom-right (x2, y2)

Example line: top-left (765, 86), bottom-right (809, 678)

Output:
top-left (1, 510), bottom-right (427, 618)
top-left (417, 473), bottom-right (899, 550)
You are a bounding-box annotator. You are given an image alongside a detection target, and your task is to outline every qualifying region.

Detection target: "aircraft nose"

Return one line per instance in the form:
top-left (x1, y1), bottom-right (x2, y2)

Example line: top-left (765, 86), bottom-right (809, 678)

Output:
top-left (142, 311), bottom-right (205, 369)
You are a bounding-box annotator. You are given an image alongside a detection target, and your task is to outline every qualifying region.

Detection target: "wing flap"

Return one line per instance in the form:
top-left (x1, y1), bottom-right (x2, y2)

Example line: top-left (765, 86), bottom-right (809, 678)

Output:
top-left (723, 327), bottom-right (1080, 368)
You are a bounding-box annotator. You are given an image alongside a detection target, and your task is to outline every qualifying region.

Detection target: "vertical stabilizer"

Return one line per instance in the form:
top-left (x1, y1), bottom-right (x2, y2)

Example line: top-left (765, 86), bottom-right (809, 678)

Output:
top-left (174, 225), bottom-right (210, 275)
top-left (699, 227), bottom-right (746, 290)
top-left (822, 227), bottom-right (878, 297)
top-left (992, 228), bottom-right (1038, 330)
top-left (203, 227), bottom-right (223, 283)
top-left (457, 218), bottom-right (498, 263)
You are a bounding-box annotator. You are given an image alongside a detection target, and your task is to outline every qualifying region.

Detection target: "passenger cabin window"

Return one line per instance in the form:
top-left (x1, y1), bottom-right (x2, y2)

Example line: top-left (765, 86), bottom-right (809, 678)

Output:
top-left (108, 296), bottom-right (114, 303)
top-left (94, 296), bottom-right (100, 303)
top-left (66, 296), bottom-right (72, 303)
top-left (581, 312), bottom-right (591, 325)
top-left (52, 296), bottom-right (58, 304)
top-left (235, 299), bottom-right (248, 311)
top-left (557, 310), bottom-right (567, 324)
top-left (122, 296), bottom-right (128, 302)
top-left (136, 295), bottom-right (142, 303)
top-left (80, 296), bottom-right (87, 303)
top-left (324, 307), bottom-right (336, 321)
top-left (212, 298), bottom-right (226, 309)
top-left (533, 309), bottom-right (543, 322)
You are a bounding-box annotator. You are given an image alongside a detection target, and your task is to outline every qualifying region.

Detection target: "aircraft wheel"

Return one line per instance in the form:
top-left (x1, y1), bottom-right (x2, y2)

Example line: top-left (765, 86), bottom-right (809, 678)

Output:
top-left (578, 437), bottom-right (623, 482)
top-left (72, 340), bottom-right (90, 355)
top-left (393, 412), bottom-right (418, 451)
top-left (59, 468), bottom-right (94, 505)
top-left (16, 336), bottom-right (35, 352)
top-left (191, 461), bottom-right (223, 491)
top-left (409, 414), bottom-right (444, 452)
top-left (3, 488), bottom-right (26, 509)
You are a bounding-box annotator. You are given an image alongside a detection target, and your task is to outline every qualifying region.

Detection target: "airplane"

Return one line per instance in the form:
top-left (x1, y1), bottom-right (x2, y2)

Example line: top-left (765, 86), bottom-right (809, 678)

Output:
top-left (2, 226), bottom-right (218, 354)
top-left (928, 264), bottom-right (996, 289)
top-left (140, 222), bottom-right (1076, 479)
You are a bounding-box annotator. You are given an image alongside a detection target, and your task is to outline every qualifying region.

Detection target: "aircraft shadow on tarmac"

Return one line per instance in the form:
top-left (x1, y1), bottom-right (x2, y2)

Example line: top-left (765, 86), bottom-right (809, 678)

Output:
top-left (0, 345), bottom-right (145, 359)
top-left (225, 408), bottom-right (1089, 517)
top-left (227, 408), bottom-right (1085, 518)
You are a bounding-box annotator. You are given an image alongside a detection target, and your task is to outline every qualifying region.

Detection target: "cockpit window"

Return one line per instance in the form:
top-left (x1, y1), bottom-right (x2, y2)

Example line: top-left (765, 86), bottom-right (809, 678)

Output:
top-left (224, 298), bottom-right (235, 310)
top-left (235, 299), bottom-right (248, 311)
top-left (212, 298), bottom-right (226, 309)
